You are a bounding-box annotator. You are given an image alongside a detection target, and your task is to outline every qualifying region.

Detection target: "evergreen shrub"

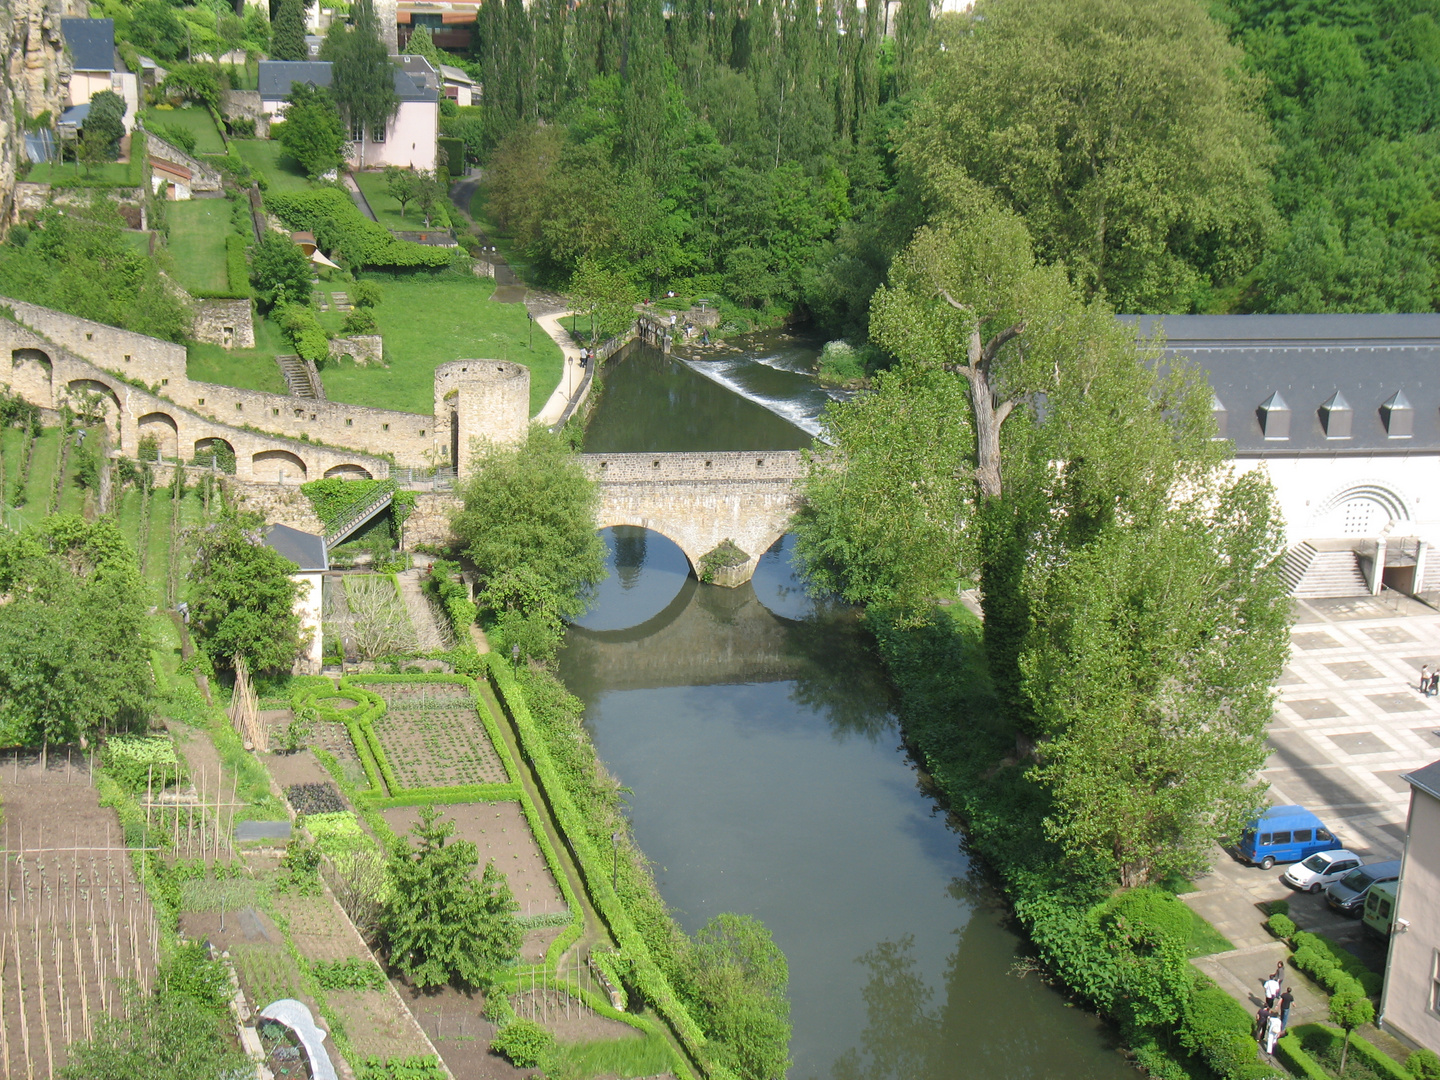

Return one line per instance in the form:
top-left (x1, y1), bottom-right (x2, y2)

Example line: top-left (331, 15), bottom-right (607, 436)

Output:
top-left (1267, 912), bottom-right (1297, 939)
top-left (490, 1019), bottom-right (555, 1068)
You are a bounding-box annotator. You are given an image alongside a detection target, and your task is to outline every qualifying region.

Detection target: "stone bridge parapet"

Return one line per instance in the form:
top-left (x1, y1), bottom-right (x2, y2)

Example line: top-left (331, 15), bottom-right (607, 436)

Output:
top-left (581, 451), bottom-right (805, 584)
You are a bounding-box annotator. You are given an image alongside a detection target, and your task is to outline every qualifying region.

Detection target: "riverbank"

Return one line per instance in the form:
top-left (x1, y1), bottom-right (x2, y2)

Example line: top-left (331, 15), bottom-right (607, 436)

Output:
top-left (866, 604), bottom-right (1281, 1080)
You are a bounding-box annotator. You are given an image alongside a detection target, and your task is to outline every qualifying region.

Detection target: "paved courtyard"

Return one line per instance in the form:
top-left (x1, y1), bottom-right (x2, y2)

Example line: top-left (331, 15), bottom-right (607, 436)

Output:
top-left (1184, 594), bottom-right (1440, 953)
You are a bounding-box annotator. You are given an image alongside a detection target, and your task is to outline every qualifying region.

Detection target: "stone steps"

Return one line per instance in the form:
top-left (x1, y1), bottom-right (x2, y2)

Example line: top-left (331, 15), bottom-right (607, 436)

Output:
top-left (275, 353), bottom-right (320, 399)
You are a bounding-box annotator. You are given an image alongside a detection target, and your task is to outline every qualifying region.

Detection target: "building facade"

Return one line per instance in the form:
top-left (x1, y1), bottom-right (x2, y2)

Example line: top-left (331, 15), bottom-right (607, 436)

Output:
top-left (1380, 759), bottom-right (1440, 1054)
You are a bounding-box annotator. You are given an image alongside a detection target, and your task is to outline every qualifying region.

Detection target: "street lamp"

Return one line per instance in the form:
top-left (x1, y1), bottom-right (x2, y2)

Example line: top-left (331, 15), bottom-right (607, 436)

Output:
top-left (511, 642), bottom-right (519, 673)
top-left (527, 310), bottom-right (533, 350)
top-left (611, 830), bottom-right (620, 891)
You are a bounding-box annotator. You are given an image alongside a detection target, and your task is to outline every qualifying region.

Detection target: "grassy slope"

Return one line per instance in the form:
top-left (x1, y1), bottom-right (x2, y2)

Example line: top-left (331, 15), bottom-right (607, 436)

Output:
top-left (468, 183), bottom-right (536, 281)
top-left (187, 316), bottom-right (291, 395)
top-left (27, 160), bottom-right (131, 184)
top-left (322, 274), bottom-right (562, 417)
top-left (20, 428), bottom-right (60, 511)
top-left (167, 200), bottom-right (232, 294)
top-left (232, 139), bottom-right (312, 194)
top-left (142, 106), bottom-right (226, 155)
top-left (352, 169), bottom-right (450, 231)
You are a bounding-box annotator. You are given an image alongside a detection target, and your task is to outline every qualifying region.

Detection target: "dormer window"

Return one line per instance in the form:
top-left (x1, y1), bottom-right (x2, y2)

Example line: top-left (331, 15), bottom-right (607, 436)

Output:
top-left (1320, 391), bottom-right (1352, 439)
top-left (1211, 393), bottom-right (1227, 438)
top-left (1259, 391), bottom-right (1290, 440)
top-left (1381, 390), bottom-right (1413, 438)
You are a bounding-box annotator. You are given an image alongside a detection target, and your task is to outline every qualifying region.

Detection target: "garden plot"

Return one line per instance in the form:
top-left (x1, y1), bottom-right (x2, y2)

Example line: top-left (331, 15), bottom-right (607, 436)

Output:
top-left (0, 754), bottom-right (160, 1079)
top-left (362, 683), bottom-right (510, 789)
top-left (379, 803), bottom-right (565, 917)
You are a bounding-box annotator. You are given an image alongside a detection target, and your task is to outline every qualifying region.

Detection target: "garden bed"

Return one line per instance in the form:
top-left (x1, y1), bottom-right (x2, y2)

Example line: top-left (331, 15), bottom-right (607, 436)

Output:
top-left (378, 802), bottom-right (566, 917)
top-left (360, 683), bottom-right (510, 790)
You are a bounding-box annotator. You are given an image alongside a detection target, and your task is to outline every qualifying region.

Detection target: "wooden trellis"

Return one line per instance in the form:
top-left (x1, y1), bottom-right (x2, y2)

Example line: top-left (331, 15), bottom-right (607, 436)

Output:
top-left (228, 654), bottom-right (267, 752)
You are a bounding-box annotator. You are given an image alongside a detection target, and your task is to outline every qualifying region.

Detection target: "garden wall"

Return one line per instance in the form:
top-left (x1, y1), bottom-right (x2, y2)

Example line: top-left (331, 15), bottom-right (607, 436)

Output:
top-left (143, 128), bottom-right (223, 192)
top-left (191, 298), bottom-right (255, 348)
top-left (329, 333), bottom-right (382, 366)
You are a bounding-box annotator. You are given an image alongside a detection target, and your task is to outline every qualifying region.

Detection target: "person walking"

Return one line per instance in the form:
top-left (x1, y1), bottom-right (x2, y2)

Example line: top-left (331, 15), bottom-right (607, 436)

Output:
top-left (1263, 972), bottom-right (1281, 1008)
top-left (1266, 1010), bottom-right (1284, 1055)
top-left (1279, 987), bottom-right (1294, 1033)
top-left (1422, 664), bottom-right (1430, 695)
top-left (1430, 668), bottom-right (1439, 697)
top-left (1255, 1005), bottom-right (1272, 1051)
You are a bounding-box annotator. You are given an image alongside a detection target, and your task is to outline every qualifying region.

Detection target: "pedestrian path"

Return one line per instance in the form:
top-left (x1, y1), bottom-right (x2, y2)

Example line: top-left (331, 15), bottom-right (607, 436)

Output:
top-left (531, 310), bottom-right (588, 426)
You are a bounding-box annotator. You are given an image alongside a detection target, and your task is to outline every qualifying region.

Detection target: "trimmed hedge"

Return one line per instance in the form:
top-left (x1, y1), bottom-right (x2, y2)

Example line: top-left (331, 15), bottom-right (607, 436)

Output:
top-left (423, 560), bottom-right (477, 639)
top-left (1279, 1024), bottom-right (1411, 1080)
top-left (264, 188), bottom-right (452, 270)
top-left (1290, 931), bottom-right (1384, 999)
top-left (191, 233), bottom-right (253, 300)
top-left (1268, 912), bottom-right (1297, 940)
top-left (483, 654), bottom-right (710, 1062)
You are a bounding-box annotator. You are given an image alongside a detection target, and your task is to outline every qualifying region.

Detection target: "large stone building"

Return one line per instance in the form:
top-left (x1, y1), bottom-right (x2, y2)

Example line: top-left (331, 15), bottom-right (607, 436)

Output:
top-left (1135, 314), bottom-right (1440, 599)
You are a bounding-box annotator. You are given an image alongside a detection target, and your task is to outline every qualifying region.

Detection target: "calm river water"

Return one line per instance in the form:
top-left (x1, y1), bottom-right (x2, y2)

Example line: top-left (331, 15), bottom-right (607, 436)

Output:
top-left (560, 338), bottom-right (1134, 1079)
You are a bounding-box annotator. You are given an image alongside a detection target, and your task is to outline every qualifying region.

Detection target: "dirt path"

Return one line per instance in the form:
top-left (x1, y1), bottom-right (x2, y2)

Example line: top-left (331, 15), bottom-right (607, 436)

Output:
top-left (398, 569), bottom-right (452, 650)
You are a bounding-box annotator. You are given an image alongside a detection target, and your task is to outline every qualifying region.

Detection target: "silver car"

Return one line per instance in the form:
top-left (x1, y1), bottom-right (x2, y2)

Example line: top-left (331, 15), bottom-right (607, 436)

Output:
top-left (1281, 849), bottom-right (1363, 893)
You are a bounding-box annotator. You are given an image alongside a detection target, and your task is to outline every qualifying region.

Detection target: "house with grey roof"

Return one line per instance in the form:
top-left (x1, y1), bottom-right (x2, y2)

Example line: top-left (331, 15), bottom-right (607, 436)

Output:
top-left (263, 524), bottom-right (327, 673)
top-left (257, 55), bottom-right (439, 171)
top-left (60, 18), bottom-right (139, 133)
top-left (1132, 313), bottom-right (1440, 598)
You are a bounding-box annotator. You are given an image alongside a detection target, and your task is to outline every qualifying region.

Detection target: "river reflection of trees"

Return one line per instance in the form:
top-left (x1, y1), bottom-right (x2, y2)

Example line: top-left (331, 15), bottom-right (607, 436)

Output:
top-left (825, 879), bottom-right (1128, 1080)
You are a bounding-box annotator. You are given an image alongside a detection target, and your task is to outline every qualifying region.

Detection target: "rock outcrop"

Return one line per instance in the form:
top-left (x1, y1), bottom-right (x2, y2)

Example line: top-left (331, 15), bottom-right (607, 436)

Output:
top-left (0, 0), bottom-right (73, 226)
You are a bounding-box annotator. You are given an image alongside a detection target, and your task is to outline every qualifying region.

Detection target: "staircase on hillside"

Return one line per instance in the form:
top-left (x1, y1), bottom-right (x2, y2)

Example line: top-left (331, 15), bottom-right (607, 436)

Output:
top-left (1281, 541), bottom-right (1371, 598)
top-left (275, 354), bottom-right (322, 399)
top-left (324, 481), bottom-right (396, 549)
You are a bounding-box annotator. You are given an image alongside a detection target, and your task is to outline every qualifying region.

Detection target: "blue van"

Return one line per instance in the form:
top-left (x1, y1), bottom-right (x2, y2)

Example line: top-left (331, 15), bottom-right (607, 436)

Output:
top-left (1238, 805), bottom-right (1343, 869)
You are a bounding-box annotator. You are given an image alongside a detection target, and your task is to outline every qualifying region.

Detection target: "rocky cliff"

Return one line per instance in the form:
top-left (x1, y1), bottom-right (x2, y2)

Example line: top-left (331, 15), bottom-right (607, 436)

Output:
top-left (0, 0), bottom-right (72, 226)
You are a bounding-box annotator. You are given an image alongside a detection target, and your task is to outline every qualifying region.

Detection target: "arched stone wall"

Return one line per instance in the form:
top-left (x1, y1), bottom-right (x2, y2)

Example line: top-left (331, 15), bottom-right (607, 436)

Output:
top-left (137, 411), bottom-right (180, 461)
top-left (1313, 481), bottom-right (1410, 537)
top-left (10, 348), bottom-right (52, 408)
top-left (324, 463), bottom-right (375, 480)
top-left (253, 449), bottom-right (309, 484)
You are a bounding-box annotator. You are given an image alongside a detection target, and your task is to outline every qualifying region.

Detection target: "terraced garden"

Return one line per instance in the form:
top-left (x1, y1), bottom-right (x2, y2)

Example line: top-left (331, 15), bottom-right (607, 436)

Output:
top-left (360, 682), bottom-right (511, 789)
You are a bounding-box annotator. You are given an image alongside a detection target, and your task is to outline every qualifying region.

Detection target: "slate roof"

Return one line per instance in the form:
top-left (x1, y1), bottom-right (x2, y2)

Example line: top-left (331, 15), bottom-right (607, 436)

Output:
top-left (258, 59), bottom-right (438, 102)
top-left (1128, 314), bottom-right (1440, 455)
top-left (61, 18), bottom-right (116, 73)
top-left (263, 523), bottom-right (328, 572)
top-left (1405, 758), bottom-right (1440, 802)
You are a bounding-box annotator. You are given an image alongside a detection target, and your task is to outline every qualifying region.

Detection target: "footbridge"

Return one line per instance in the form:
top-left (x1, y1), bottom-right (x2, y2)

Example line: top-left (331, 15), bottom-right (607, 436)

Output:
top-left (580, 451), bottom-right (806, 585)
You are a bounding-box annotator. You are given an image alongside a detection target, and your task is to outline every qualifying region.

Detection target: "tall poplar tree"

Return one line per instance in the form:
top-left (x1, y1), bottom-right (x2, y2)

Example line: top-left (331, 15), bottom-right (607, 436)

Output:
top-left (323, 0), bottom-right (398, 164)
top-left (270, 0), bottom-right (307, 61)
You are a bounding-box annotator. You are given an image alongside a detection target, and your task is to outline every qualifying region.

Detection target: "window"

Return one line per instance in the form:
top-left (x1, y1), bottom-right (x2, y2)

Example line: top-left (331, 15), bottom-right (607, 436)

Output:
top-left (123, 354), bottom-right (131, 362)
top-left (1293, 829), bottom-right (1312, 843)
top-left (1378, 899), bottom-right (1392, 919)
top-left (352, 120), bottom-right (364, 142)
top-left (372, 124), bottom-right (385, 144)
top-left (85, 332), bottom-right (92, 341)
top-left (1431, 952), bottom-right (1440, 1014)
top-left (1259, 834), bottom-right (1273, 846)
top-left (1316, 829), bottom-right (1332, 841)
top-left (1271, 832), bottom-right (1292, 845)
top-left (235, 402), bottom-right (243, 411)
top-left (419, 429), bottom-right (425, 437)
top-left (161, 378), bottom-right (168, 385)
top-left (273, 408), bottom-right (280, 416)
top-left (198, 398), bottom-right (205, 406)
top-left (382, 423), bottom-right (389, 431)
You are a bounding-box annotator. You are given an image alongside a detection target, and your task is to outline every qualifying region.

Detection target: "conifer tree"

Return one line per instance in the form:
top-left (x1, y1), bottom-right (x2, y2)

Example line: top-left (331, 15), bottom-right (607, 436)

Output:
top-left (270, 0), bottom-right (307, 62)
top-left (323, 0), bottom-right (398, 164)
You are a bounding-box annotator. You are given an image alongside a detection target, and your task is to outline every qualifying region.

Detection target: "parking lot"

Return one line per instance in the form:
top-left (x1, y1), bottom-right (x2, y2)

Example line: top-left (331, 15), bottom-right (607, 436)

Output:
top-left (1183, 593), bottom-right (1440, 954)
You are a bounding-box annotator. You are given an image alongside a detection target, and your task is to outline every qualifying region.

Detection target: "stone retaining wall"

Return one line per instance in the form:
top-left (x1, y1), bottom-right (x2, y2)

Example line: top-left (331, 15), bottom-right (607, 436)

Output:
top-left (143, 128), bottom-right (223, 192)
top-left (192, 298), bottom-right (255, 349)
top-left (329, 334), bottom-right (382, 366)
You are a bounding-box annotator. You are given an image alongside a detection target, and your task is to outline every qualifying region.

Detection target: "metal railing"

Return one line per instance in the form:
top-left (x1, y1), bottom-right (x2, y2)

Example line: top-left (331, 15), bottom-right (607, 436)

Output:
top-left (324, 480), bottom-right (397, 548)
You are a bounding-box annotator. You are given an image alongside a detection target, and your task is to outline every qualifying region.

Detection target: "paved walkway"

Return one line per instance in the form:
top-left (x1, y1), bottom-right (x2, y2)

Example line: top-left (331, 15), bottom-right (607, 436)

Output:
top-left (342, 172), bottom-right (378, 221)
top-left (532, 311), bottom-right (587, 426)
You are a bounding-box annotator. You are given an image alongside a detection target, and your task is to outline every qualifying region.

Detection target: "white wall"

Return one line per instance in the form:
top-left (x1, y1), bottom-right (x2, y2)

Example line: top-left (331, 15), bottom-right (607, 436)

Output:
top-left (294, 571), bottom-right (324, 673)
top-left (1381, 788), bottom-right (1440, 1053)
top-left (1233, 453), bottom-right (1440, 547)
top-left (260, 100), bottom-right (438, 171)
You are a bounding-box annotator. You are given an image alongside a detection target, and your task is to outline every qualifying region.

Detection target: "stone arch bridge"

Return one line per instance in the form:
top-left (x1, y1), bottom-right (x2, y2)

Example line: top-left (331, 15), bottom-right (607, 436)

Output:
top-left (580, 451), bottom-right (806, 585)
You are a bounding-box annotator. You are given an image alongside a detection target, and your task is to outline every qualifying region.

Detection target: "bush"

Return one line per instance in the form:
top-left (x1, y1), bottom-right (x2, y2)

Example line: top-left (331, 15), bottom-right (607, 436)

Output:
top-left (1410, 1049), bottom-right (1440, 1080)
top-left (264, 189), bottom-right (452, 270)
top-left (490, 1019), bottom-right (555, 1068)
top-left (351, 280), bottom-right (383, 308)
top-left (278, 302), bottom-right (330, 365)
top-left (342, 306), bottom-right (378, 335)
top-left (1291, 931), bottom-right (1381, 998)
top-left (225, 234), bottom-right (250, 298)
top-left (1267, 912), bottom-right (1296, 940)
top-left (817, 339), bottom-right (866, 385)
top-left (101, 734), bottom-right (186, 792)
top-left (1267, 899), bottom-right (1290, 917)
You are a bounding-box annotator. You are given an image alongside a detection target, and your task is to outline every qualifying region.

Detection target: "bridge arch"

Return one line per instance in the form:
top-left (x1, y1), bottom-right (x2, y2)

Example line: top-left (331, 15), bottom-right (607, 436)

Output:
top-left (137, 411), bottom-right (179, 461)
top-left (324, 463), bottom-right (374, 480)
top-left (595, 516), bottom-right (700, 576)
top-left (253, 449), bottom-right (308, 484)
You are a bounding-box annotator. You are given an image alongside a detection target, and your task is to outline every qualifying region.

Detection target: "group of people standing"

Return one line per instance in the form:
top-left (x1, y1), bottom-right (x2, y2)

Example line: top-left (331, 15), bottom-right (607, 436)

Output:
top-left (1256, 962), bottom-right (1295, 1056)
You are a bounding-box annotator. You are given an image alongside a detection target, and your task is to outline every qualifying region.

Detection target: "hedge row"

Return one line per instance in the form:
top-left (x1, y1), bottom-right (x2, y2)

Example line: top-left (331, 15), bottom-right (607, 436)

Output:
top-left (290, 679), bottom-right (386, 797)
top-left (482, 654), bottom-right (710, 1064)
top-left (264, 189), bottom-right (453, 270)
top-left (1278, 1024), bottom-right (1411, 1080)
top-left (1289, 931), bottom-right (1385, 1000)
top-left (423, 560), bottom-right (477, 639)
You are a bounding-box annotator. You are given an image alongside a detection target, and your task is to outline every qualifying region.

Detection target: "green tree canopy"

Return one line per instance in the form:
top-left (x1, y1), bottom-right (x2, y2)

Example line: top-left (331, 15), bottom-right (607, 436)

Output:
top-left (381, 806), bottom-right (522, 988)
top-left (685, 914), bottom-right (791, 1080)
top-left (270, 0), bottom-right (308, 61)
top-left (901, 0), bottom-right (1277, 312)
top-left (451, 426), bottom-right (606, 619)
top-left (0, 515), bottom-right (153, 745)
top-left (322, 0), bottom-right (398, 161)
top-left (83, 90), bottom-right (127, 160)
top-left (249, 230), bottom-right (314, 308)
top-left (275, 81), bottom-right (349, 179)
top-left (187, 513), bottom-right (305, 673)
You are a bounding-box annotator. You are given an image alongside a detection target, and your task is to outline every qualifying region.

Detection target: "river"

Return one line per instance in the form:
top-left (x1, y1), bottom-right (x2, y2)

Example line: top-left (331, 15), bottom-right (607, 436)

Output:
top-left (559, 336), bottom-right (1134, 1079)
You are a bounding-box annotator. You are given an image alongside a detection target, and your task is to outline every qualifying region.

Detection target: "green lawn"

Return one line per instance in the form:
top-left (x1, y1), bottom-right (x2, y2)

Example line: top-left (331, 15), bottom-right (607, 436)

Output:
top-left (142, 106), bottom-right (227, 155)
top-left (27, 160), bottom-right (132, 184)
top-left (352, 169), bottom-right (451, 231)
top-left (1186, 908), bottom-right (1235, 958)
top-left (122, 230), bottom-right (154, 257)
top-left (167, 201), bottom-right (233, 295)
top-left (468, 183), bottom-right (535, 283)
top-left (187, 316), bottom-right (291, 395)
top-left (321, 274), bottom-right (563, 416)
top-left (233, 140), bottom-right (313, 194)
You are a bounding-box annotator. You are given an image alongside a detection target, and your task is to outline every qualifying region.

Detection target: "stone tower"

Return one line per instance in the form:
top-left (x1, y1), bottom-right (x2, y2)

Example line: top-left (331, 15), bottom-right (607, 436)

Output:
top-left (437, 360), bottom-right (530, 477)
top-left (372, 0), bottom-right (398, 55)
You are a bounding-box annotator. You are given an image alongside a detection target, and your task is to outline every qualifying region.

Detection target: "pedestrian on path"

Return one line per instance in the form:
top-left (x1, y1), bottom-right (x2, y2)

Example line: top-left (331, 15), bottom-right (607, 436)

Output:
top-left (1255, 1005), bottom-right (1272, 1049)
top-left (1279, 987), bottom-right (1294, 1032)
top-left (1266, 1011), bottom-right (1283, 1055)
top-left (1263, 972), bottom-right (1281, 1007)
top-left (1273, 961), bottom-right (1285, 986)
top-left (1421, 664), bottom-right (1430, 694)
top-left (1430, 669), bottom-right (1439, 696)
